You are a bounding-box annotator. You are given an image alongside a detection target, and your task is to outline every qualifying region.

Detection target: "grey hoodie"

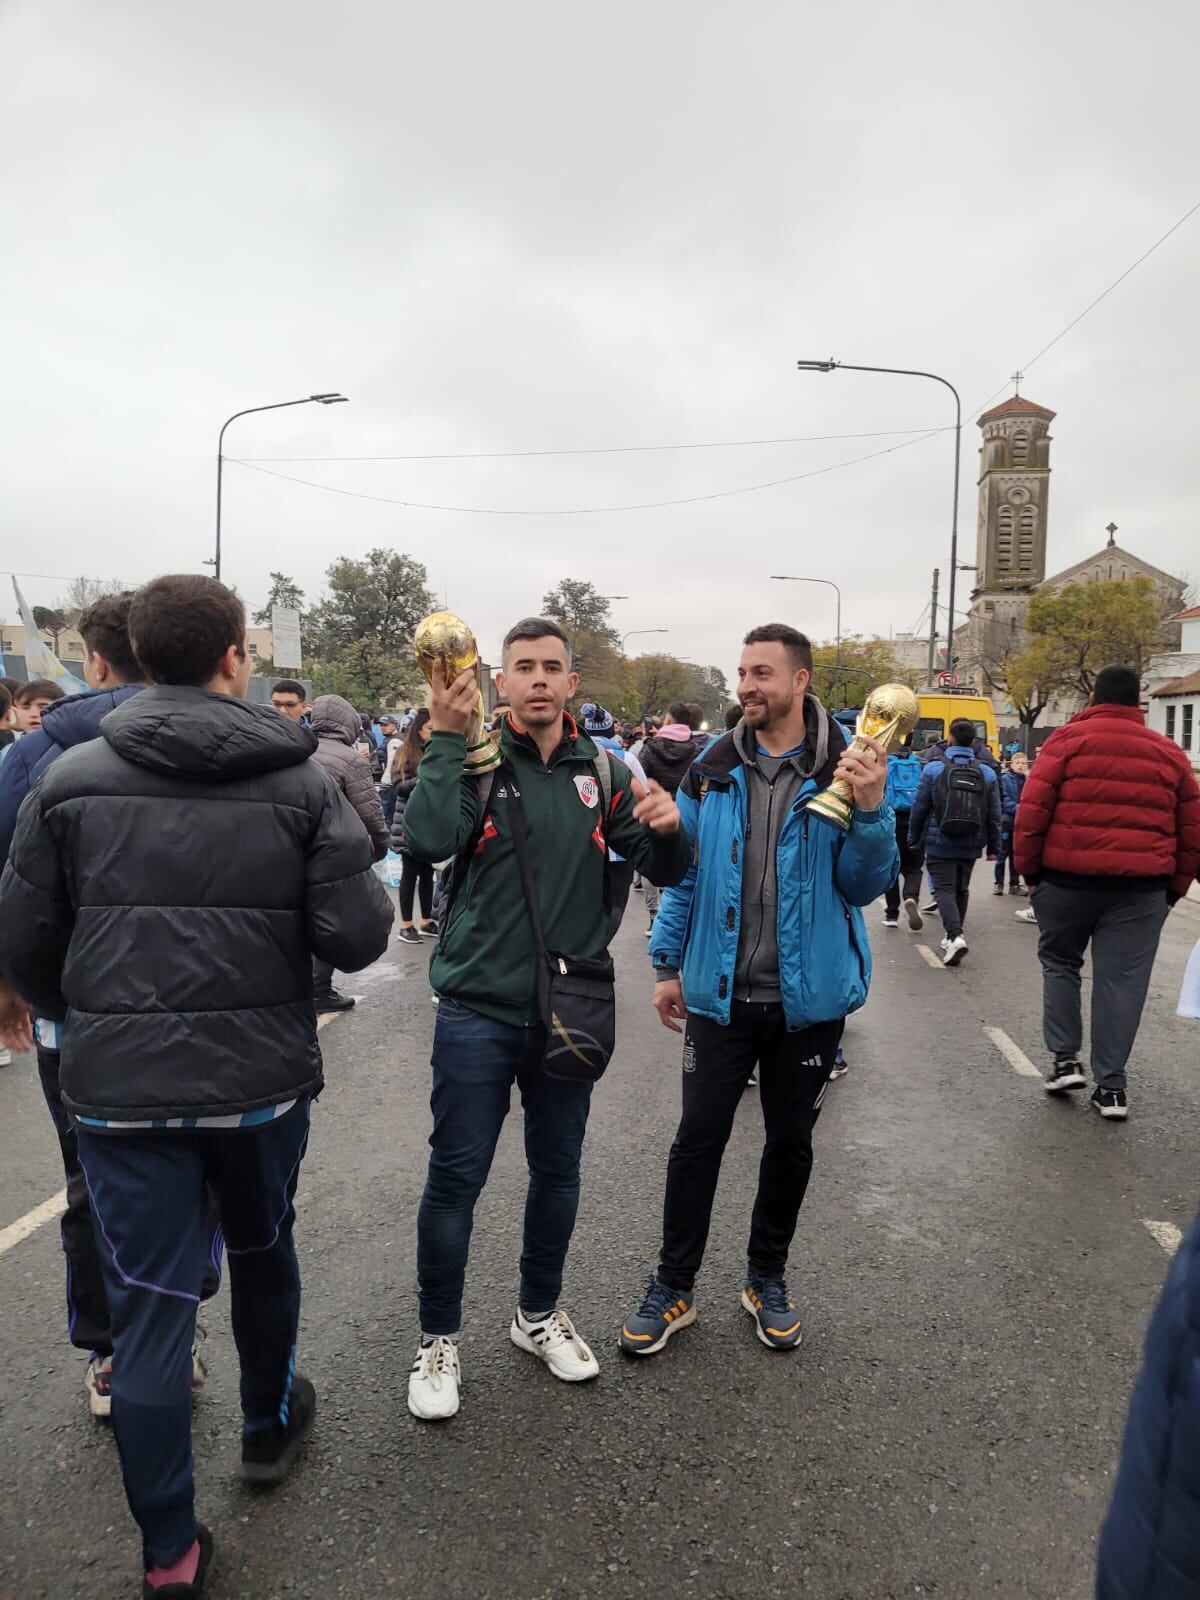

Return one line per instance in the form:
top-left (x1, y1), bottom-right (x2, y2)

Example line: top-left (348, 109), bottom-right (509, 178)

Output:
top-left (309, 695), bottom-right (389, 861)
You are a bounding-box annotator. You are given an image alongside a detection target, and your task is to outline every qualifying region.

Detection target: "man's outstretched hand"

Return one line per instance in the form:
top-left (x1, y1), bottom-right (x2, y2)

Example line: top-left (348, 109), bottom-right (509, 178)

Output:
top-left (0, 979), bottom-right (33, 1053)
top-left (633, 779), bottom-right (680, 834)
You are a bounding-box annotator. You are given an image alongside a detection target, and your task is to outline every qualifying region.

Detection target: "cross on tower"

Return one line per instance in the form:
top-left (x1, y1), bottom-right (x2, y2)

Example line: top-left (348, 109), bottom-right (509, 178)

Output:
top-left (1010, 370), bottom-right (1024, 396)
top-left (1106, 521), bottom-right (1118, 547)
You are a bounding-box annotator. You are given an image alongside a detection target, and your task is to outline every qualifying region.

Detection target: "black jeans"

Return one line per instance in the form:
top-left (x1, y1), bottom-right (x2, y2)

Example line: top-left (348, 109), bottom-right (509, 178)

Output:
top-left (927, 857), bottom-right (975, 939)
top-left (658, 1002), bottom-right (841, 1292)
top-left (399, 855), bottom-right (434, 923)
top-left (36, 1046), bottom-right (223, 1357)
top-left (994, 830), bottom-right (1020, 888)
top-left (884, 813), bottom-right (925, 916)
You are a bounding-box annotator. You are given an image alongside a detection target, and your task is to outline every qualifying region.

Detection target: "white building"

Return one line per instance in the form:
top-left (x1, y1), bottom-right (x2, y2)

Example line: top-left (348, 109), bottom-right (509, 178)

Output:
top-left (1148, 606), bottom-right (1200, 772)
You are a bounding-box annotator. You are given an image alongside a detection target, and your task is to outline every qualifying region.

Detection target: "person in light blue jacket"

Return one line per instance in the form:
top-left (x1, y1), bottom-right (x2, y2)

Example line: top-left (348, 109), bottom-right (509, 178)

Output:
top-left (620, 623), bottom-right (897, 1361)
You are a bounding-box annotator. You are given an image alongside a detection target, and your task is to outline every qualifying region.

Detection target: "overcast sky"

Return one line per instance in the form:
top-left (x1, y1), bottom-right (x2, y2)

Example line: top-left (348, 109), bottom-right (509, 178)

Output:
top-left (4, 0), bottom-right (1198, 688)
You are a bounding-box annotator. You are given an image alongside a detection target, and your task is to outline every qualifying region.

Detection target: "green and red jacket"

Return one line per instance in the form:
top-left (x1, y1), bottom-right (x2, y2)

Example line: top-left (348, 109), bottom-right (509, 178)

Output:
top-left (403, 715), bottom-right (691, 1027)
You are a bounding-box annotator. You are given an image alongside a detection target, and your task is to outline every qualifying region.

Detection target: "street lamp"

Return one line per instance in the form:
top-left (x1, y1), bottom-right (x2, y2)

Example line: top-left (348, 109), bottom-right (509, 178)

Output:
top-left (797, 358), bottom-right (961, 682)
top-left (770, 574), bottom-right (842, 706)
top-left (621, 628), bottom-right (668, 652)
top-left (211, 393), bottom-right (348, 581)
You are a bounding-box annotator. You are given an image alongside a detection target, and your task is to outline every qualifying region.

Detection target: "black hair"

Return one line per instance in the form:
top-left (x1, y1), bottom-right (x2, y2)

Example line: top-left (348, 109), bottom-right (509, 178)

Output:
top-left (502, 616), bottom-right (571, 658)
top-left (949, 717), bottom-right (977, 746)
top-left (77, 591), bottom-right (140, 682)
top-left (1093, 664), bottom-right (1141, 707)
top-left (271, 679), bottom-right (307, 699)
top-left (724, 704), bottom-right (742, 730)
top-left (742, 623), bottom-right (814, 676)
top-left (129, 576), bottom-right (245, 688)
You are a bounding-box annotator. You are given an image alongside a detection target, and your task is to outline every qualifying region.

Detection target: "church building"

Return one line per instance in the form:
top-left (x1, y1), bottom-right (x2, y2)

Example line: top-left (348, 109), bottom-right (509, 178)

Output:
top-left (958, 388), bottom-right (1186, 734)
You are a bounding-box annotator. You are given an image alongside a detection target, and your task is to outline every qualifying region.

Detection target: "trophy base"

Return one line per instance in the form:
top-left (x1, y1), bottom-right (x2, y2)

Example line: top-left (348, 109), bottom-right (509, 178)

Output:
top-left (805, 789), bottom-right (853, 831)
top-left (464, 737), bottom-right (503, 776)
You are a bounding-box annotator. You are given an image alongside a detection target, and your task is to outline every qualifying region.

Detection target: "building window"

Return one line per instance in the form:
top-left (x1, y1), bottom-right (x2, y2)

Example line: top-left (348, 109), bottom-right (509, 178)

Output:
top-left (1011, 430), bottom-right (1030, 465)
top-left (996, 506), bottom-right (1015, 572)
top-left (248, 643), bottom-right (259, 656)
top-left (1184, 704), bottom-right (1194, 752)
top-left (1167, 705), bottom-right (1177, 739)
top-left (1, 640), bottom-right (11, 652)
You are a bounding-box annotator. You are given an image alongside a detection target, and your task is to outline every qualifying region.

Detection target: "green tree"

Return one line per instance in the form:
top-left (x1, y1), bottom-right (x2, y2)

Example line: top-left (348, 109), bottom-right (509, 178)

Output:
top-left (572, 630), bottom-right (633, 720)
top-left (32, 606), bottom-right (69, 653)
top-left (541, 579), bottom-right (619, 646)
top-left (307, 638), bottom-right (425, 708)
top-left (1008, 577), bottom-right (1166, 705)
top-left (630, 653), bottom-right (696, 722)
top-left (303, 548), bottom-right (434, 707)
top-left (254, 572), bottom-right (305, 626)
top-left (809, 634), bottom-right (916, 709)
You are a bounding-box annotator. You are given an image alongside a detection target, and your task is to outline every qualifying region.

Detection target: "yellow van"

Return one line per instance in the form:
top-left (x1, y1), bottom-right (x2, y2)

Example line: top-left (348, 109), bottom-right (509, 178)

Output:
top-left (915, 691), bottom-right (999, 758)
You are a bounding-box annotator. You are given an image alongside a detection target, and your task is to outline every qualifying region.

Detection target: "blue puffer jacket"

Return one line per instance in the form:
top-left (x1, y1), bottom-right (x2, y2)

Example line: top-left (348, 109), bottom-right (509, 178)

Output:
top-left (1097, 1206), bottom-right (1200, 1599)
top-left (649, 728), bottom-right (898, 1030)
top-left (0, 685), bottom-right (142, 863)
top-left (999, 767), bottom-right (1026, 828)
top-left (907, 746), bottom-right (1002, 862)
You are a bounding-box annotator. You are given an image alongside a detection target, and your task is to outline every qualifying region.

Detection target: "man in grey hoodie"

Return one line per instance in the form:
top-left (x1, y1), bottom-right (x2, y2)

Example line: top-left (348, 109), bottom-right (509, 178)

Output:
top-left (309, 694), bottom-right (389, 1009)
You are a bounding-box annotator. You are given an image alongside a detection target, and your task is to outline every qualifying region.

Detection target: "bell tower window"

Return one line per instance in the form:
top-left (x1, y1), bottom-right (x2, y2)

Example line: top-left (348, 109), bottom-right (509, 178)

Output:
top-left (1011, 429), bottom-right (1030, 466)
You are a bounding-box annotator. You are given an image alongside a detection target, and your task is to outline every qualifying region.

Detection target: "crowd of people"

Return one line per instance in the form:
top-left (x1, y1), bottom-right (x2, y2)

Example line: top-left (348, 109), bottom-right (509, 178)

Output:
top-left (1, 583), bottom-right (1199, 1599)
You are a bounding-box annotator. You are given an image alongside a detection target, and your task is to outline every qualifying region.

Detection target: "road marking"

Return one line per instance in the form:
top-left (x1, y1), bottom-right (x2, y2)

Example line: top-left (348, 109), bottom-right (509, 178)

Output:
top-left (916, 944), bottom-right (943, 969)
top-left (1, 1011), bottom-right (350, 1256)
top-left (0, 1190), bottom-right (66, 1258)
top-left (983, 1025), bottom-right (1042, 1078)
top-left (1142, 1220), bottom-right (1182, 1256)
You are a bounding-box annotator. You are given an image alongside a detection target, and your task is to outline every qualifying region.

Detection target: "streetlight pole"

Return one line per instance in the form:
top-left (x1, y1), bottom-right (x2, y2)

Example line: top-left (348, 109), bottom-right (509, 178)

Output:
top-left (212, 393), bottom-right (348, 581)
top-left (796, 358), bottom-right (961, 682)
top-left (770, 574), bottom-right (842, 705)
top-left (621, 628), bottom-right (668, 653)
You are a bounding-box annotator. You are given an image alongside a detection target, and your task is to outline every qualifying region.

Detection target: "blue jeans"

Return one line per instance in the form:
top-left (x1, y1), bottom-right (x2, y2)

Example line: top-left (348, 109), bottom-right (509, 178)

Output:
top-left (417, 1001), bottom-right (593, 1335)
top-left (77, 1102), bottom-right (311, 1570)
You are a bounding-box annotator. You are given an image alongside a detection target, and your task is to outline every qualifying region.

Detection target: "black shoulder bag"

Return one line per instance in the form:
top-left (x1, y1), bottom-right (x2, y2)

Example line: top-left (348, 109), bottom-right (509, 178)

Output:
top-left (503, 764), bottom-right (616, 1084)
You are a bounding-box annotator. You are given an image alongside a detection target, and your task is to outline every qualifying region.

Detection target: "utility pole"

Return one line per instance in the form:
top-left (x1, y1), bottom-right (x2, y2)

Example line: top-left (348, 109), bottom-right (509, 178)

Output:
top-left (926, 568), bottom-right (940, 685)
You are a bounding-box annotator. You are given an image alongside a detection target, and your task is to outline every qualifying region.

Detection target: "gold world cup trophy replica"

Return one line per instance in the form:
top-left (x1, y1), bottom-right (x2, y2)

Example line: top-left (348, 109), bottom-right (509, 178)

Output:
top-left (805, 683), bottom-right (921, 830)
top-left (413, 611), bottom-right (503, 776)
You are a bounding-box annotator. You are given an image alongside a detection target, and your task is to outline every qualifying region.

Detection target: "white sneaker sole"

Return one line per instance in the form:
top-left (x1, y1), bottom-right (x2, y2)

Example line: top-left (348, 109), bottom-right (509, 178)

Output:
top-left (619, 1303), bottom-right (697, 1356)
top-left (1044, 1071), bottom-right (1086, 1093)
top-left (86, 1381), bottom-right (111, 1420)
top-left (943, 943), bottom-right (968, 967)
top-left (1092, 1100), bottom-right (1129, 1120)
top-left (740, 1290), bottom-right (803, 1351)
top-left (407, 1381), bottom-right (460, 1421)
top-left (903, 899), bottom-right (923, 931)
top-left (510, 1321), bottom-right (600, 1382)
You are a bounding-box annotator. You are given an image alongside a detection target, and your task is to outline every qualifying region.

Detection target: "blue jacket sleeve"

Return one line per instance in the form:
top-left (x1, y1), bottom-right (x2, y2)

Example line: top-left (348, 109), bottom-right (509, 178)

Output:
top-left (648, 783), bottom-right (699, 977)
top-left (0, 733), bottom-right (49, 865)
top-left (907, 765), bottom-right (936, 847)
top-left (986, 770), bottom-right (1003, 855)
top-left (835, 804), bottom-right (899, 906)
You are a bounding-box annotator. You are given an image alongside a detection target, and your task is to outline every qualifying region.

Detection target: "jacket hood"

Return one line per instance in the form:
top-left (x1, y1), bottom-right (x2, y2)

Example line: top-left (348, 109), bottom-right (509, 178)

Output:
top-left (102, 686), bottom-right (317, 781)
top-left (657, 722), bottom-right (696, 743)
top-left (646, 732), bottom-right (703, 769)
top-left (309, 695), bottom-right (361, 746)
top-left (38, 684), bottom-right (143, 749)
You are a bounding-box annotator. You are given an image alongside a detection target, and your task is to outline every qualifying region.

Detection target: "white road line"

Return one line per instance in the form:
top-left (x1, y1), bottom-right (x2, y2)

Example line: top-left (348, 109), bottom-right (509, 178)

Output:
top-left (0, 1190), bottom-right (66, 1258)
top-left (916, 943), bottom-right (943, 969)
top-left (1142, 1220), bottom-right (1183, 1256)
top-left (983, 1025), bottom-right (1042, 1078)
top-left (2, 1010), bottom-right (351, 1257)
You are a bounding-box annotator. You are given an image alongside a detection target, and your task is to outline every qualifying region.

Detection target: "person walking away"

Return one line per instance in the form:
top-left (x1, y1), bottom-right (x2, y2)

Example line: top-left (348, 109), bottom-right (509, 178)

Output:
top-left (390, 709), bottom-right (438, 944)
top-left (402, 618), bottom-right (690, 1421)
top-left (1014, 664), bottom-right (1200, 1117)
top-left (621, 623), bottom-right (897, 1359)
top-left (1096, 943), bottom-right (1200, 1597)
top-left (639, 702), bottom-right (707, 934)
top-left (881, 734), bottom-right (925, 930)
top-left (0, 573), bottom-right (393, 1600)
top-left (309, 694), bottom-right (390, 1010)
top-left (993, 752), bottom-right (1028, 894)
top-left (907, 717), bottom-right (1002, 967)
top-left (578, 701), bottom-right (650, 940)
top-left (377, 712), bottom-right (403, 828)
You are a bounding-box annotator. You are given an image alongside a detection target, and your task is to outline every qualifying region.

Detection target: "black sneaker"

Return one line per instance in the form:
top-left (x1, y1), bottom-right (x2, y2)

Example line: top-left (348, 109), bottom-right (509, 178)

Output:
top-left (418, 922), bottom-right (440, 939)
top-left (1044, 1058), bottom-right (1086, 1094)
top-left (921, 899), bottom-right (939, 916)
top-left (141, 1523), bottom-right (214, 1599)
top-left (1090, 1087), bottom-right (1129, 1121)
top-left (992, 883), bottom-right (1004, 896)
top-left (1009, 883), bottom-right (1023, 895)
top-left (240, 1375), bottom-right (317, 1485)
top-left (396, 927), bottom-right (422, 945)
top-left (314, 990), bottom-right (355, 1012)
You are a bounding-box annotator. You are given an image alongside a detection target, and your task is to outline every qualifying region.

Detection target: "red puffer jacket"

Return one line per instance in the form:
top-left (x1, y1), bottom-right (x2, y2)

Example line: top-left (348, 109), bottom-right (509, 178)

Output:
top-left (1014, 703), bottom-right (1200, 898)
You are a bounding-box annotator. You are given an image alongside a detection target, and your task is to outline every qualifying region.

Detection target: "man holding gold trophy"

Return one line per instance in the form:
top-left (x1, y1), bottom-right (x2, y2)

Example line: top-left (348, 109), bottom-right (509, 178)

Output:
top-left (622, 623), bottom-right (905, 1359)
top-left (401, 612), bottom-right (691, 1420)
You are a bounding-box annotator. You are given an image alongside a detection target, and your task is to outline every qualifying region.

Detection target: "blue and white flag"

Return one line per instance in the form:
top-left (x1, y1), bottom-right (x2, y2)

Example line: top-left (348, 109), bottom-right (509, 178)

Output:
top-left (11, 576), bottom-right (86, 694)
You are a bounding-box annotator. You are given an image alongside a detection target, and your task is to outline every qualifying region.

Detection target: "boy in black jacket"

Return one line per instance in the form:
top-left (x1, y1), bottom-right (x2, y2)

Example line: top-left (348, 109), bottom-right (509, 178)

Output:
top-left (0, 575), bottom-right (393, 1599)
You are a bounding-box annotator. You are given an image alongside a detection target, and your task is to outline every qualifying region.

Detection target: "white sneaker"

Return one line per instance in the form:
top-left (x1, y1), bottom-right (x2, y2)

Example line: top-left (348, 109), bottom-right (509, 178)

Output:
top-left (902, 897), bottom-right (923, 931)
top-left (942, 935), bottom-right (969, 967)
top-left (408, 1335), bottom-right (461, 1420)
top-left (0, 1047), bottom-right (12, 1067)
top-left (191, 1325), bottom-right (208, 1390)
top-left (1014, 907), bottom-right (1037, 924)
top-left (510, 1307), bottom-right (599, 1383)
top-left (85, 1353), bottom-right (113, 1419)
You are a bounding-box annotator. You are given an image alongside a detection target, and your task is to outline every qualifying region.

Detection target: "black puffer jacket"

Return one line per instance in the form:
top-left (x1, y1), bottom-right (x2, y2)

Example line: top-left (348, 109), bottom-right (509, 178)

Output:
top-left (309, 694), bottom-right (389, 861)
top-left (0, 686), bottom-right (394, 1124)
top-left (640, 732), bottom-right (706, 796)
top-left (388, 772), bottom-right (420, 856)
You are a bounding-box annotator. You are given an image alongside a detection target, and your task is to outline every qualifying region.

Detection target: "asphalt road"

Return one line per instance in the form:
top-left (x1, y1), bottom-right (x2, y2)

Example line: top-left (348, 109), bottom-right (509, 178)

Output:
top-left (2, 878), bottom-right (1198, 1600)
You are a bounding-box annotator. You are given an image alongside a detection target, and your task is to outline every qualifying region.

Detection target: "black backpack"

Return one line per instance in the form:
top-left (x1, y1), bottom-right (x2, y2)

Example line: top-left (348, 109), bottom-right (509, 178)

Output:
top-left (937, 758), bottom-right (987, 839)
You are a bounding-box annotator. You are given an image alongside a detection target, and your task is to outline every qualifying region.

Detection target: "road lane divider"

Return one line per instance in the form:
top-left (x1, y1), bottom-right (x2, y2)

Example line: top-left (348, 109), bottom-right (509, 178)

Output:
top-left (1142, 1220), bottom-right (1182, 1256)
top-left (1, 1009), bottom-right (351, 1258)
top-left (983, 1025), bottom-right (1042, 1078)
top-left (916, 944), bottom-right (943, 969)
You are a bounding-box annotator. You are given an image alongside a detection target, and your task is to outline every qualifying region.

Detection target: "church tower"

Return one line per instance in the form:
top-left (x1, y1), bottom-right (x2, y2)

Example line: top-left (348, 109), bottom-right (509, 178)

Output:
top-left (973, 390), bottom-right (1055, 592)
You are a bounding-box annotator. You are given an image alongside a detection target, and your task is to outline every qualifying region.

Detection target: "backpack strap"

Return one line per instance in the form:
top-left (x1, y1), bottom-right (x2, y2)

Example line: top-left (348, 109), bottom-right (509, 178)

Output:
top-left (593, 744), bottom-right (613, 816)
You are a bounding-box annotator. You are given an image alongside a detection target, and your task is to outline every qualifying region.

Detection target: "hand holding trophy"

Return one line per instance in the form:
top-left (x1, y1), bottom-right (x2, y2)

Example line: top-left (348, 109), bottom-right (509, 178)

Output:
top-left (414, 611), bottom-right (503, 776)
top-left (806, 683), bottom-right (920, 830)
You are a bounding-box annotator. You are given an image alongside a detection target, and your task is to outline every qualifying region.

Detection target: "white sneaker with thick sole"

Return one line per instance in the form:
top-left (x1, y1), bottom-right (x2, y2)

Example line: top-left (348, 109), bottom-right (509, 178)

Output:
top-left (942, 935), bottom-right (969, 967)
top-left (408, 1335), bottom-right (461, 1420)
top-left (510, 1307), bottom-right (600, 1383)
top-left (1014, 907), bottom-right (1037, 924)
top-left (85, 1353), bottom-right (113, 1419)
